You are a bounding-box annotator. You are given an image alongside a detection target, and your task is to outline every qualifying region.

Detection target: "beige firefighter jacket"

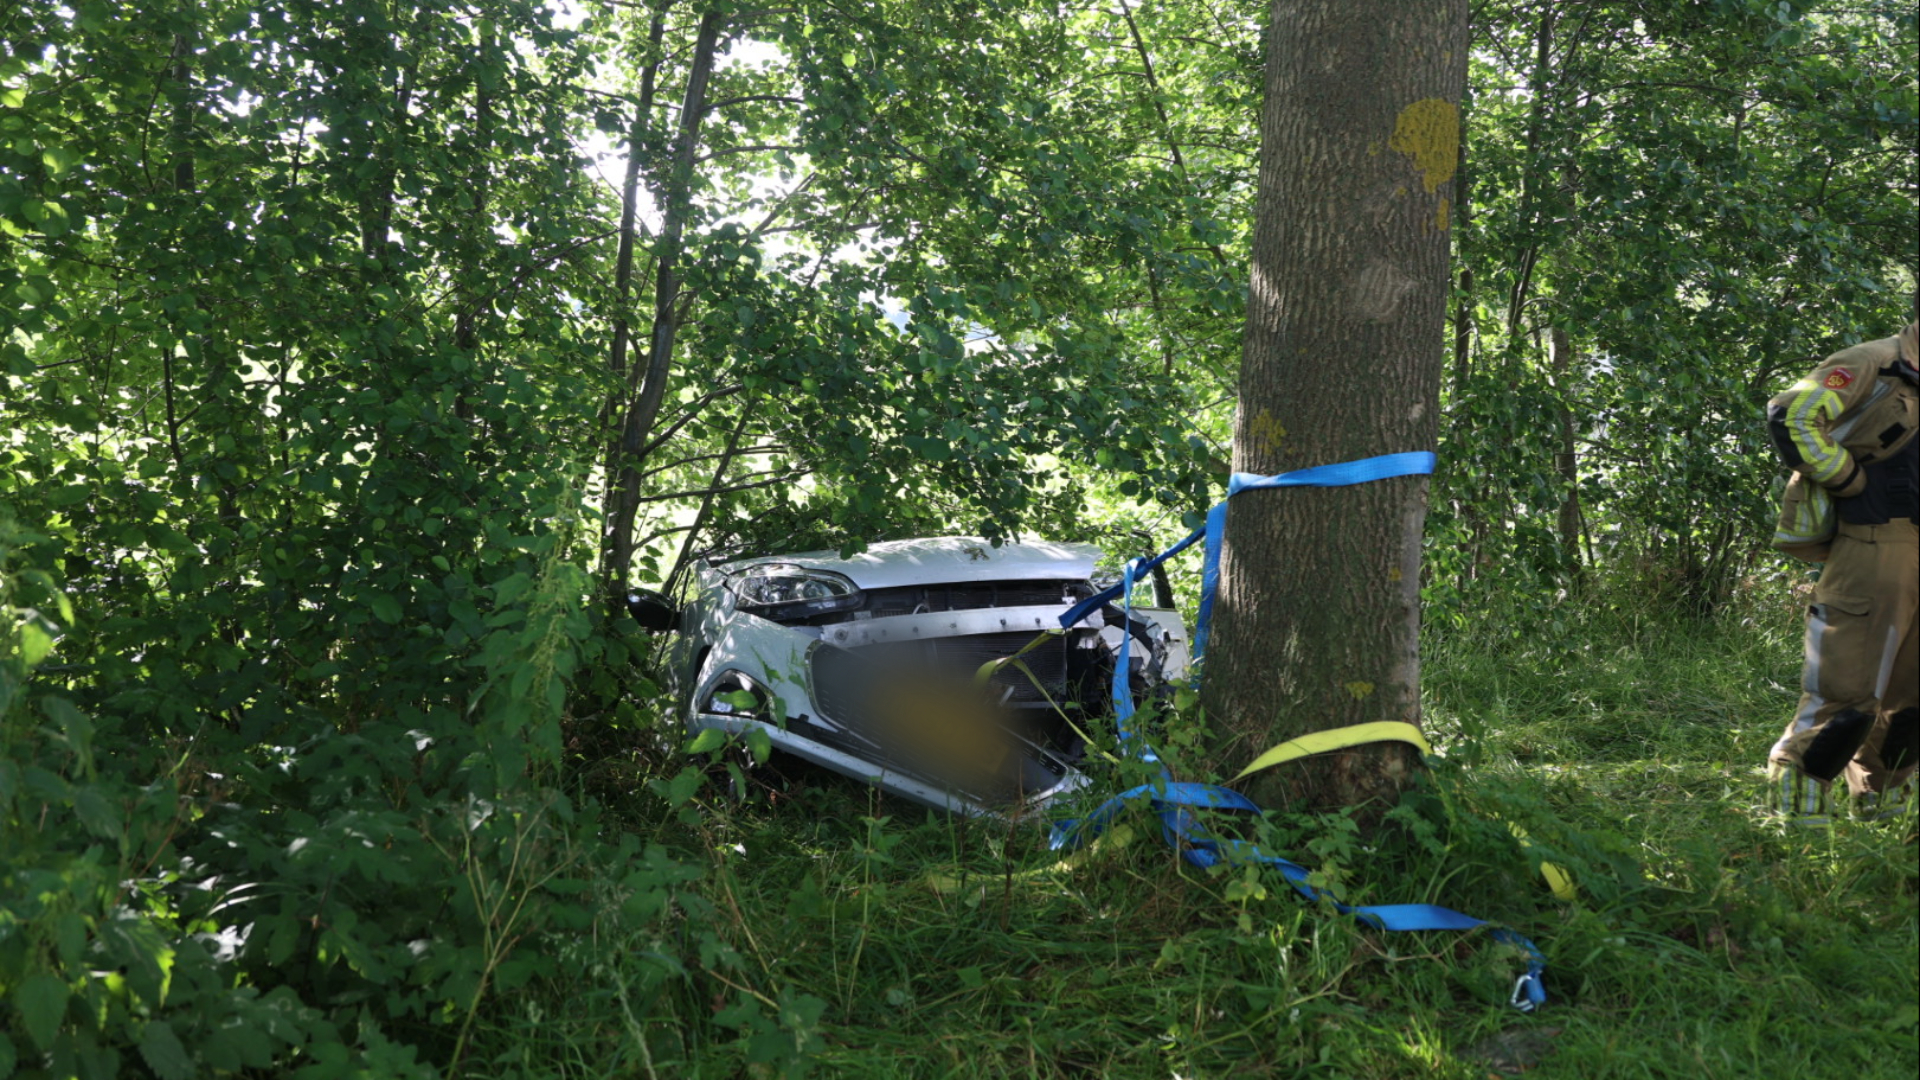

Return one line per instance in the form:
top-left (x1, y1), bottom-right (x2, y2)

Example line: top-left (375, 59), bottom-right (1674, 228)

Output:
top-left (1768, 327), bottom-right (1919, 559)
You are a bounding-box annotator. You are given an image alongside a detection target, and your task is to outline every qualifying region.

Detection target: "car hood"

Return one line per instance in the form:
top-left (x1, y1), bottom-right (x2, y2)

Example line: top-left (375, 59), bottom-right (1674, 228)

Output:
top-left (722, 536), bottom-right (1101, 590)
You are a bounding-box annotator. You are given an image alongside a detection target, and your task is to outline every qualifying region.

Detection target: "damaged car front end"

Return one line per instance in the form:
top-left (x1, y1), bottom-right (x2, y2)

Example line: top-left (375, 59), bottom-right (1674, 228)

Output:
top-left (641, 537), bottom-right (1186, 816)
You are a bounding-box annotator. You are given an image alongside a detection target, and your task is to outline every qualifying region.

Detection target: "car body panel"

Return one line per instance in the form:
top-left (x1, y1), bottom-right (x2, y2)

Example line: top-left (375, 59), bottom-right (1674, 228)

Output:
top-left (688, 710), bottom-right (1095, 816)
top-left (719, 537), bottom-right (1101, 590)
top-left (665, 536), bottom-right (1185, 816)
top-left (817, 604), bottom-right (1068, 649)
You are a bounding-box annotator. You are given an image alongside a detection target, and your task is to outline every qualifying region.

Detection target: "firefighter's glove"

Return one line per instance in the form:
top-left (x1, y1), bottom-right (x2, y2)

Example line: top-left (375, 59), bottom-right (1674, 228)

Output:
top-left (1822, 458), bottom-right (1867, 499)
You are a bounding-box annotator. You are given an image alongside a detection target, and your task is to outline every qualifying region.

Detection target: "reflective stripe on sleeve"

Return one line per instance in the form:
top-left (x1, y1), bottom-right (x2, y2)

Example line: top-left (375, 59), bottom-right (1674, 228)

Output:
top-left (1784, 384), bottom-right (1849, 483)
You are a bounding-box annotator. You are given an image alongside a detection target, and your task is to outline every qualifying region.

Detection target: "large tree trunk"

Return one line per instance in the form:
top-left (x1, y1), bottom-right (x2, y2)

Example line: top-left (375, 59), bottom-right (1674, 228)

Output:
top-left (1202, 0), bottom-right (1466, 816)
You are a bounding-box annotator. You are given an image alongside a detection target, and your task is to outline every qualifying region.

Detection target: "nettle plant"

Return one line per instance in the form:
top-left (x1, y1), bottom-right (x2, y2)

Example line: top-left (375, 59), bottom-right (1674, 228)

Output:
top-left (2, 509), bottom-right (312, 1077)
top-left (3, 483), bottom-right (847, 1078)
top-left (0, 502), bottom-right (747, 1078)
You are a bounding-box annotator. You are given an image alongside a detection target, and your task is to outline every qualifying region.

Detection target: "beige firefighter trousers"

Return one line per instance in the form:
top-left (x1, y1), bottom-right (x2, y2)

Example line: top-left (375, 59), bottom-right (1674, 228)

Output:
top-left (1770, 519), bottom-right (1919, 797)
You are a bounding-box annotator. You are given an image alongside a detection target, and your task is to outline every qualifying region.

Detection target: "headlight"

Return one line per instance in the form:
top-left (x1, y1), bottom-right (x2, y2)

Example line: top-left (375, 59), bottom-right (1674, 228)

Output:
top-left (699, 670), bottom-right (773, 720)
top-left (729, 564), bottom-right (864, 621)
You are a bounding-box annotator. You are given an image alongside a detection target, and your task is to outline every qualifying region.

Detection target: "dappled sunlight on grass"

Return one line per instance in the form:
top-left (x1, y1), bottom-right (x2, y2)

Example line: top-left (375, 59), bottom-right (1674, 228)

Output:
top-left (619, 590), bottom-right (1916, 1077)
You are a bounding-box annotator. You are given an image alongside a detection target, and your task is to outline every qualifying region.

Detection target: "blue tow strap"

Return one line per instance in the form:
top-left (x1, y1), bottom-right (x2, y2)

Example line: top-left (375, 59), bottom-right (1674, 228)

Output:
top-left (1050, 451), bottom-right (1549, 1012)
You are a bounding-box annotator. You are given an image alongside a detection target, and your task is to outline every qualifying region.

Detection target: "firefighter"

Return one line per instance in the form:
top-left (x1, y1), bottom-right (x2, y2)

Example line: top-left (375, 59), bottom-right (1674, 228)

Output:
top-left (1764, 307), bottom-right (1919, 822)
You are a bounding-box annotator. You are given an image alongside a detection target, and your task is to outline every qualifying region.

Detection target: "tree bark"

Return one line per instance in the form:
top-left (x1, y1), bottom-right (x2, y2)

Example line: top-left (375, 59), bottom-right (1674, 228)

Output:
top-left (597, 3), bottom-right (672, 590)
top-left (454, 19), bottom-right (497, 367)
top-left (1504, 4), bottom-right (1555, 340)
top-left (1450, 84), bottom-right (1472, 389)
top-left (601, 8), bottom-right (722, 598)
top-left (1202, 0), bottom-right (1466, 817)
top-left (1549, 325), bottom-right (1585, 575)
top-left (606, 3), bottom-right (672, 394)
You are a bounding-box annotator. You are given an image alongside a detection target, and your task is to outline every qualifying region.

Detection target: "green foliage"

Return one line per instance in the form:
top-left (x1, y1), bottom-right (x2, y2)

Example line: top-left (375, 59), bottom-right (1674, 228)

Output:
top-left (4, 508), bottom-right (326, 1076)
top-left (1437, 0), bottom-right (1917, 611)
top-left (634, 582), bottom-right (1912, 1079)
top-left (1, 501), bottom-right (813, 1078)
top-left (2, 0), bottom-right (1915, 1075)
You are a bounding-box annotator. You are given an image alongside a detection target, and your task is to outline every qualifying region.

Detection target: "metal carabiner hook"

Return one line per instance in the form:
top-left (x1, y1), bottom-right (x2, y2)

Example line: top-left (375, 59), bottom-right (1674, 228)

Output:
top-left (1509, 973), bottom-right (1540, 1013)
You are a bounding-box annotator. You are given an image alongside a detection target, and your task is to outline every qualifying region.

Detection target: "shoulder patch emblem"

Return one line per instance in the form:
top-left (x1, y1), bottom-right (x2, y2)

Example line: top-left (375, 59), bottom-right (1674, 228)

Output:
top-left (1823, 368), bottom-right (1854, 389)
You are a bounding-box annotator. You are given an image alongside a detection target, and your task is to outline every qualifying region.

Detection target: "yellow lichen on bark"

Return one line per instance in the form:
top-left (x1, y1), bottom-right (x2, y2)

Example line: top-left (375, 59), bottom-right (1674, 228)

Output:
top-left (1249, 407), bottom-right (1288, 453)
top-left (1388, 98), bottom-right (1458, 193)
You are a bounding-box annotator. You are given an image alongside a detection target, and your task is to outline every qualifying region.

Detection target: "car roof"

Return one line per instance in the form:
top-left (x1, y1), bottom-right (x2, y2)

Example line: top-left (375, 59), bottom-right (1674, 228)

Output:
top-left (718, 536), bottom-right (1101, 590)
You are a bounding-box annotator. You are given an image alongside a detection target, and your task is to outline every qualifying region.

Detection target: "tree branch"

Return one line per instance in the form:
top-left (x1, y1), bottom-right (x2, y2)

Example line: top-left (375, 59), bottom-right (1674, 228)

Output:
top-left (693, 143), bottom-right (802, 164)
top-left (706, 94), bottom-right (804, 111)
top-left (636, 444), bottom-right (790, 482)
top-left (639, 470), bottom-right (810, 504)
top-left (633, 382), bottom-right (747, 461)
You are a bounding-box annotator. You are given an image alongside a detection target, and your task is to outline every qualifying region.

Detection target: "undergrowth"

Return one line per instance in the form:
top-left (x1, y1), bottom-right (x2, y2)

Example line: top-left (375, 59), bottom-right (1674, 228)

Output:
top-left (5, 515), bottom-right (1914, 1079)
top-left (585, 582), bottom-right (1916, 1079)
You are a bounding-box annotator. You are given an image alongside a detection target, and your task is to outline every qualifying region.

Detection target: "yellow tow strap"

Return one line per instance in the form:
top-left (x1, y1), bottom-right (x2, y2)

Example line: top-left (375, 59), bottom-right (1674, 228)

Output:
top-left (965, 636), bottom-right (1577, 904)
top-left (1506, 822), bottom-right (1579, 902)
top-left (970, 629), bottom-right (1062, 689)
top-left (1230, 720), bottom-right (1432, 782)
top-left (1232, 720), bottom-right (1577, 902)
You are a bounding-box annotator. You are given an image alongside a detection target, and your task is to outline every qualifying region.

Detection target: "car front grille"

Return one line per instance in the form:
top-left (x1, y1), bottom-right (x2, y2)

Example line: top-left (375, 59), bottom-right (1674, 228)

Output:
top-left (831, 630), bottom-right (1090, 708)
top-left (860, 580), bottom-right (1091, 619)
top-left (811, 625), bottom-right (1103, 735)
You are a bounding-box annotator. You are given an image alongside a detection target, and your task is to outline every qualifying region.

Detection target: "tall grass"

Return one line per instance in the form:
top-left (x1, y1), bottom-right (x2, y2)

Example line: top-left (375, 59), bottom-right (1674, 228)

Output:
top-left (503, 580), bottom-right (1914, 1079)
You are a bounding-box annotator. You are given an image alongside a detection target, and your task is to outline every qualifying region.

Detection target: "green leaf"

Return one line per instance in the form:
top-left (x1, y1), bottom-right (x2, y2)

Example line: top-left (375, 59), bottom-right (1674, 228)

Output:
top-left (0, 1030), bottom-right (17, 1079)
top-left (667, 766), bottom-right (701, 805)
top-left (54, 913), bottom-right (87, 973)
top-left (98, 917), bottom-right (174, 1007)
top-left (743, 724), bottom-right (772, 765)
top-left (73, 787), bottom-right (121, 840)
top-left (265, 913), bottom-right (300, 967)
top-left (716, 690), bottom-right (760, 712)
top-left (686, 728), bottom-right (726, 754)
top-left (14, 973), bottom-right (66, 1050)
top-left (139, 1021), bottom-right (194, 1080)
top-left (36, 201), bottom-right (68, 237)
top-left (203, 1021), bottom-right (274, 1070)
top-left (41, 696), bottom-right (91, 758)
top-left (367, 593), bottom-right (402, 624)
top-left (494, 572), bottom-right (533, 606)
top-left (18, 622), bottom-right (52, 665)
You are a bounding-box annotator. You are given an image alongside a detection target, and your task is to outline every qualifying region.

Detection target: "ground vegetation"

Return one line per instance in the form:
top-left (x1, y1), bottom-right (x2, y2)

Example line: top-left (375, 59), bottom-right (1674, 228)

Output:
top-left (0, 0), bottom-right (1914, 1076)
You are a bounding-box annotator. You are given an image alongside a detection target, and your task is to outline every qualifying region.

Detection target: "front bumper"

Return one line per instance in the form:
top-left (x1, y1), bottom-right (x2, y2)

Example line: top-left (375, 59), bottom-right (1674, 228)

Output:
top-left (682, 594), bottom-right (1188, 816)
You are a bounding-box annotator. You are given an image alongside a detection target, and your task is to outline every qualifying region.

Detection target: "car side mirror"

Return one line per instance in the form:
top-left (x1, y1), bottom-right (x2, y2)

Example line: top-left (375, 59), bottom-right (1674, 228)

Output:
top-left (626, 588), bottom-right (679, 632)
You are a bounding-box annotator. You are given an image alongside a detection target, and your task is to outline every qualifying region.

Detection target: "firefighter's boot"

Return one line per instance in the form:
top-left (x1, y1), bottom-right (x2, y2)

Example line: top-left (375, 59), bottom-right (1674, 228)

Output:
top-left (1852, 779), bottom-right (1915, 823)
top-left (1766, 763), bottom-right (1832, 826)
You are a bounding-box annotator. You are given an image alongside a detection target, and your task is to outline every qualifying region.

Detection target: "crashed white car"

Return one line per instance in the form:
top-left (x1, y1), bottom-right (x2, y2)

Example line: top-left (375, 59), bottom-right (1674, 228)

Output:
top-left (630, 537), bottom-right (1188, 815)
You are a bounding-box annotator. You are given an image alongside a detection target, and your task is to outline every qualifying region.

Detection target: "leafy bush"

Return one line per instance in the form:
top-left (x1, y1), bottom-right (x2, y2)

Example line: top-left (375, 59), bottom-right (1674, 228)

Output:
top-left (0, 503), bottom-right (765, 1079)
